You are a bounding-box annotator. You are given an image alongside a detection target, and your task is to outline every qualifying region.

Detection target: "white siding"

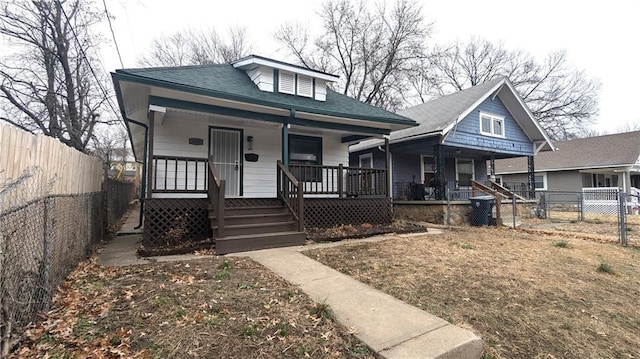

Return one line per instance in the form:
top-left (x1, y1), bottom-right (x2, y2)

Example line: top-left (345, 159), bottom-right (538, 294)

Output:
top-left (152, 114), bottom-right (349, 198)
top-left (314, 79), bottom-right (327, 101)
top-left (246, 66), bottom-right (273, 92)
top-left (243, 126), bottom-right (281, 197)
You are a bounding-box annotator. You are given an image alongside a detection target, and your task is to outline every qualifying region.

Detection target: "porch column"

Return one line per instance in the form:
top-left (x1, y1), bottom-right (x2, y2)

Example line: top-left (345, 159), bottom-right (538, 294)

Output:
top-left (282, 112), bottom-right (291, 165)
top-left (385, 137), bottom-right (391, 197)
top-left (434, 144), bottom-right (446, 200)
top-left (146, 110), bottom-right (155, 199)
top-left (489, 153), bottom-right (496, 181)
top-left (527, 155), bottom-right (535, 199)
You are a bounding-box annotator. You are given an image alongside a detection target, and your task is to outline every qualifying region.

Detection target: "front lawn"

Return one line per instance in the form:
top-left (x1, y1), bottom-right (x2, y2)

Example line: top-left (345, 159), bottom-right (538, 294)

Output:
top-left (305, 227), bottom-right (640, 358)
top-left (14, 257), bottom-right (373, 358)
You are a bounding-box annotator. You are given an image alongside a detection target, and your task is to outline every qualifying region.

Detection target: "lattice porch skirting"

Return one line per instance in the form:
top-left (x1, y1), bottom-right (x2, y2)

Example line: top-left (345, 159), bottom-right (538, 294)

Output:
top-left (304, 197), bottom-right (392, 228)
top-left (143, 199), bottom-right (212, 247)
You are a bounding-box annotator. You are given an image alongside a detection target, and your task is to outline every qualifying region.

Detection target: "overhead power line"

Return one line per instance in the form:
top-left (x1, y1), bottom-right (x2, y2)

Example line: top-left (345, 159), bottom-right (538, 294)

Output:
top-left (102, 0), bottom-right (124, 68)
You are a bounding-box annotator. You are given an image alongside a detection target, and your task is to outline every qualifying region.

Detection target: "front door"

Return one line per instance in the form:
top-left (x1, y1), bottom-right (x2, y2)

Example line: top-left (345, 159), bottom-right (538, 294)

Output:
top-left (209, 128), bottom-right (241, 197)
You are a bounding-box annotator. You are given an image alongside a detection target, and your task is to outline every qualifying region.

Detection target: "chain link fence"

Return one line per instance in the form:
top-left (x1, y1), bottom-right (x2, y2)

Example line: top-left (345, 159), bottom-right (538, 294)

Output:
top-left (0, 168), bottom-right (135, 354)
top-left (105, 178), bottom-right (136, 229)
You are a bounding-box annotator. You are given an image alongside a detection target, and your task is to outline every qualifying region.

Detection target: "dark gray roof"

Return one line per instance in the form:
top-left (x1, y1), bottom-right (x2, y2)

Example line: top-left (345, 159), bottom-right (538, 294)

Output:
top-left (394, 77), bottom-right (505, 139)
top-left (495, 131), bottom-right (640, 173)
top-left (114, 64), bottom-right (414, 125)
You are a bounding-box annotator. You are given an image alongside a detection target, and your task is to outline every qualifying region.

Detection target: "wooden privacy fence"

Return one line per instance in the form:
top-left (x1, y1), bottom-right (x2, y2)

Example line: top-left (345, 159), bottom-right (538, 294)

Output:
top-left (0, 123), bottom-right (102, 203)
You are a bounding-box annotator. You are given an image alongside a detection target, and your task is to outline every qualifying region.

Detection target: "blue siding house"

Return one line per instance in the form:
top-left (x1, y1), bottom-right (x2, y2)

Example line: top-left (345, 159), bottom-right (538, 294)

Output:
top-left (350, 77), bottom-right (554, 201)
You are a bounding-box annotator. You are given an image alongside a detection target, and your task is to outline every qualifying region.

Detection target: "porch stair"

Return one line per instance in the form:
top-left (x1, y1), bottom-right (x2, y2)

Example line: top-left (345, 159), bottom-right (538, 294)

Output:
top-left (209, 202), bottom-right (306, 254)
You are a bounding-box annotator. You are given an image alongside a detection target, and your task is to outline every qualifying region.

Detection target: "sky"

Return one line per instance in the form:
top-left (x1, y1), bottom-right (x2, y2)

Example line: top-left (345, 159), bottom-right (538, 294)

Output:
top-left (100, 0), bottom-right (640, 133)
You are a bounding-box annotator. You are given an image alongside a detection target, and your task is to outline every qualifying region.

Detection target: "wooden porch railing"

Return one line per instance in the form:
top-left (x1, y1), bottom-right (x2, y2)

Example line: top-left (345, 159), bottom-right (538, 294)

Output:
top-left (208, 156), bottom-right (226, 237)
top-left (288, 164), bottom-right (387, 197)
top-left (152, 155), bottom-right (208, 193)
top-left (488, 180), bottom-right (526, 201)
top-left (277, 161), bottom-right (304, 232)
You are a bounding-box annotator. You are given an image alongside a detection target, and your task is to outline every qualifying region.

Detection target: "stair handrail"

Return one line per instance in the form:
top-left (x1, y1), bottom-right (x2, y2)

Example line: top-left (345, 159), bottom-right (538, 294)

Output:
top-left (488, 180), bottom-right (526, 201)
top-left (208, 156), bottom-right (226, 237)
top-left (276, 161), bottom-right (304, 232)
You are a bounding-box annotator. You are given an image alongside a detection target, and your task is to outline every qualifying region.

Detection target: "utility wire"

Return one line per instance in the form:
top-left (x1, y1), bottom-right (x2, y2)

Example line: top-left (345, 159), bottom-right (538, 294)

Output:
top-left (56, 0), bottom-right (126, 131)
top-left (102, 0), bottom-right (124, 68)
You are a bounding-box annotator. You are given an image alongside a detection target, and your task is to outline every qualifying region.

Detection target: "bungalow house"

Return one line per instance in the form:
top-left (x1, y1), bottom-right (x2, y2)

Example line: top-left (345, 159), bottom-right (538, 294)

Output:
top-left (494, 131), bottom-right (640, 194)
top-left (349, 77), bottom-right (554, 208)
top-left (111, 55), bottom-right (416, 254)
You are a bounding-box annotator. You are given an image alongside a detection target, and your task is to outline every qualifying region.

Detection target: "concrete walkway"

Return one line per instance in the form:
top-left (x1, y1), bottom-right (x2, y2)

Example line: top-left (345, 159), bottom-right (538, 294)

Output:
top-left (240, 243), bottom-right (482, 359)
top-left (97, 211), bottom-right (482, 358)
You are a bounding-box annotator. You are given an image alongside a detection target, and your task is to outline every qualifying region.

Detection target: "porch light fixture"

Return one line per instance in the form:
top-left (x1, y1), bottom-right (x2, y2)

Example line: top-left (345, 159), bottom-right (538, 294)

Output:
top-left (247, 136), bottom-right (254, 150)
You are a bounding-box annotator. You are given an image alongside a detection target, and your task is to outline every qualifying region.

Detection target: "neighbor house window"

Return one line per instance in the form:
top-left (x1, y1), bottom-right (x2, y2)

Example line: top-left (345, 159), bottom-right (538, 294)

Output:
top-left (456, 159), bottom-right (474, 187)
top-left (534, 173), bottom-right (547, 190)
top-left (289, 134), bottom-right (322, 181)
top-left (421, 155), bottom-right (435, 184)
top-left (479, 112), bottom-right (505, 138)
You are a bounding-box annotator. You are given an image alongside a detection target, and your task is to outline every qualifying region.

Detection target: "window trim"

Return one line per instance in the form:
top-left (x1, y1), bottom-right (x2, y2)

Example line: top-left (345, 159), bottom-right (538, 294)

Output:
top-left (479, 112), bottom-right (505, 138)
top-left (420, 155), bottom-right (435, 184)
top-left (288, 134), bottom-right (323, 182)
top-left (534, 172), bottom-right (547, 191)
top-left (455, 158), bottom-right (475, 187)
top-left (359, 153), bottom-right (373, 168)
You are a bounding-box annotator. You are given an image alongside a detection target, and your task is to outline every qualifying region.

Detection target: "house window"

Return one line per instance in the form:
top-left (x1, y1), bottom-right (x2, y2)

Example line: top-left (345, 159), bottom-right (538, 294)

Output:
top-left (359, 153), bottom-right (373, 168)
top-left (534, 173), bottom-right (547, 190)
top-left (421, 155), bottom-right (435, 184)
top-left (297, 75), bottom-right (313, 97)
top-left (479, 112), bottom-right (505, 138)
top-left (289, 134), bottom-right (322, 181)
top-left (456, 159), bottom-right (474, 187)
top-left (279, 71), bottom-right (295, 94)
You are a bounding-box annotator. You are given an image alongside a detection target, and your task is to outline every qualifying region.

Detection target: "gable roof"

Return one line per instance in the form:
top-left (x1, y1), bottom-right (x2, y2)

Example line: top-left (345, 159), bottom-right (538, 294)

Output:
top-left (350, 77), bottom-right (553, 152)
top-left (494, 131), bottom-right (640, 174)
top-left (113, 63), bottom-right (415, 127)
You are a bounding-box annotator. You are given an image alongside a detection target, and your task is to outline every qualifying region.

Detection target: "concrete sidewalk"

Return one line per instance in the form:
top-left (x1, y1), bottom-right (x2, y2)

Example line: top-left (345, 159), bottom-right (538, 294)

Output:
top-left (241, 244), bottom-right (482, 359)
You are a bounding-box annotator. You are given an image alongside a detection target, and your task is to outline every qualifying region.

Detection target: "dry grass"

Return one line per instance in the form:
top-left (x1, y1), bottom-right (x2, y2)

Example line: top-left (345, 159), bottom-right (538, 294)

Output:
top-left (305, 226), bottom-right (640, 358)
top-left (14, 257), bottom-right (373, 358)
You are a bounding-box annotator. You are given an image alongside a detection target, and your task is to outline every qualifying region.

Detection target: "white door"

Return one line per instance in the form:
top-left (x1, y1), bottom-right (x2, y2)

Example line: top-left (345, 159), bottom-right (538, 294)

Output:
top-left (209, 128), bottom-right (241, 197)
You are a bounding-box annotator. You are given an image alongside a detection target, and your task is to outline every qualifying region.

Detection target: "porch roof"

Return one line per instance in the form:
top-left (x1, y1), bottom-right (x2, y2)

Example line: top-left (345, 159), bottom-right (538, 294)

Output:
top-left (494, 131), bottom-right (640, 174)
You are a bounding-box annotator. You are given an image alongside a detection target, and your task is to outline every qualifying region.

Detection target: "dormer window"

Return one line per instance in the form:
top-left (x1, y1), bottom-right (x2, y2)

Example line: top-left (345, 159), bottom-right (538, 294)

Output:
top-left (232, 55), bottom-right (339, 101)
top-left (296, 75), bottom-right (313, 97)
top-left (279, 71), bottom-right (295, 95)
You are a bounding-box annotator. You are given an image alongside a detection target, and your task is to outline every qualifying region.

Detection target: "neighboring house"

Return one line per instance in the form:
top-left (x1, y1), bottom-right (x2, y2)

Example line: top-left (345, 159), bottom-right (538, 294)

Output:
top-left (111, 55), bottom-right (416, 253)
top-left (349, 77), bottom-right (554, 202)
top-left (494, 131), bottom-right (640, 194)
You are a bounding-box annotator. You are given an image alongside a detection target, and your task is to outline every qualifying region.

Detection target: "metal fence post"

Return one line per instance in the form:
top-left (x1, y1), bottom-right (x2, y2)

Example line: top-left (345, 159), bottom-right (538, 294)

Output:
top-left (619, 192), bottom-right (627, 246)
top-left (578, 191), bottom-right (584, 222)
top-left (446, 188), bottom-right (451, 225)
top-left (512, 195), bottom-right (517, 229)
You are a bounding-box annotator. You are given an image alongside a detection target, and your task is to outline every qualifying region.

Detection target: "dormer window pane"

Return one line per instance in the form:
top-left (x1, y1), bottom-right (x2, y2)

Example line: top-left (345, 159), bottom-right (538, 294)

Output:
top-left (279, 71), bottom-right (295, 94)
top-left (297, 75), bottom-right (313, 97)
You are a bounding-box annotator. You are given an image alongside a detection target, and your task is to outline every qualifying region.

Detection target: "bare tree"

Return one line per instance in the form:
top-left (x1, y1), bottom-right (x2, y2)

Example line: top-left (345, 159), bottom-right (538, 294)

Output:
top-left (138, 26), bottom-right (252, 67)
top-left (275, 0), bottom-right (430, 111)
top-left (416, 38), bottom-right (600, 140)
top-left (0, 0), bottom-right (113, 152)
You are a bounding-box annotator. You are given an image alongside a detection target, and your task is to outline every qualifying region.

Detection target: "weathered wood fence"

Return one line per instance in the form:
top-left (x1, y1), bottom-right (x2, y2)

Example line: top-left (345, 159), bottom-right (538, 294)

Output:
top-left (0, 123), bottom-right (108, 357)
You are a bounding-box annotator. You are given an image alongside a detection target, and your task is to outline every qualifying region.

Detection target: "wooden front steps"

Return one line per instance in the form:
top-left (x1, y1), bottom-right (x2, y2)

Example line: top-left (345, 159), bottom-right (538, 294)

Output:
top-left (209, 201), bottom-right (306, 254)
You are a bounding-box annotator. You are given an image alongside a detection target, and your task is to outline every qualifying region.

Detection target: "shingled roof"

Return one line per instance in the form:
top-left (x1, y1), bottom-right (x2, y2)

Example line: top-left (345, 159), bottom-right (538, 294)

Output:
top-left (351, 77), bottom-right (553, 152)
top-left (494, 131), bottom-right (640, 174)
top-left (113, 64), bottom-right (414, 126)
